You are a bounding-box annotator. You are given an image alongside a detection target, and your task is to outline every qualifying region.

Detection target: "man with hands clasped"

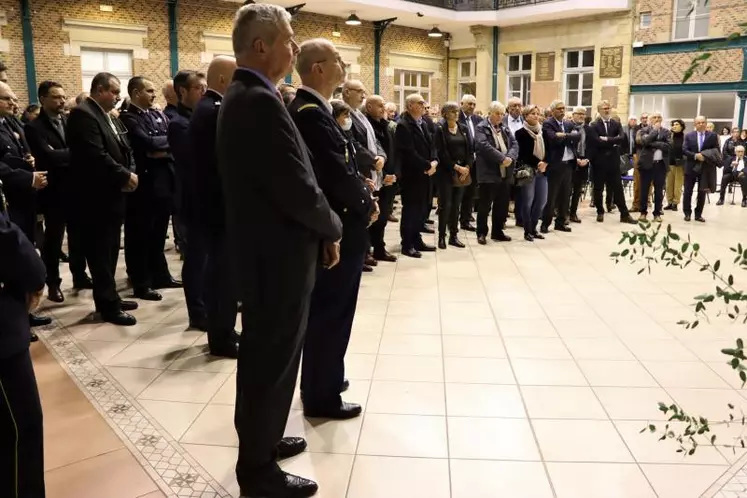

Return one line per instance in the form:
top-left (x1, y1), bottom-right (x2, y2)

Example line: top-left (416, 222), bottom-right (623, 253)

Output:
top-left (635, 111), bottom-right (671, 222)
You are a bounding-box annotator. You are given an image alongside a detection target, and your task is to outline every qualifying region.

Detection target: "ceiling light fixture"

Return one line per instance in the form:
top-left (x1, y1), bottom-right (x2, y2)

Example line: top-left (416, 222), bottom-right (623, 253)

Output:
top-left (428, 26), bottom-right (443, 38)
top-left (346, 13), bottom-right (362, 26)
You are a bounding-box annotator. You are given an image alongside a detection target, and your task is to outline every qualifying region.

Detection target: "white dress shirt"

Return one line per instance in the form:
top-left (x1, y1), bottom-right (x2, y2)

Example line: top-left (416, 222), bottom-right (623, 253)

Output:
top-left (507, 115), bottom-right (523, 137)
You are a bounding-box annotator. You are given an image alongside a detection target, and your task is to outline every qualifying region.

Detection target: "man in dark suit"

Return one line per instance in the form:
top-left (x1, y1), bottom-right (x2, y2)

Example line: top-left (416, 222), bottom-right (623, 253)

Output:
top-left (120, 76), bottom-right (181, 302)
top-left (26, 81), bottom-right (91, 302)
top-left (586, 100), bottom-right (636, 224)
top-left (541, 100), bottom-right (580, 233)
top-left (503, 97), bottom-right (526, 226)
top-left (458, 94), bottom-right (480, 232)
top-left (0, 180), bottom-right (46, 498)
top-left (0, 81), bottom-right (51, 329)
top-left (67, 72), bottom-right (140, 326)
top-left (397, 93), bottom-right (438, 258)
top-left (190, 56), bottom-right (240, 358)
top-left (682, 115), bottom-right (718, 222)
top-left (217, 5), bottom-right (342, 497)
top-left (291, 39), bottom-right (376, 420)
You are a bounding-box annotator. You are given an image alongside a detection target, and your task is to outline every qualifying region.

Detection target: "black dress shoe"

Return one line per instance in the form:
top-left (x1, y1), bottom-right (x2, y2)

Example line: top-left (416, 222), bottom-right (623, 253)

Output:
top-left (102, 312), bottom-right (137, 326)
top-left (532, 231), bottom-right (545, 240)
top-left (152, 278), bottom-right (183, 289)
top-left (477, 235), bottom-right (487, 245)
top-left (210, 339), bottom-right (239, 359)
top-left (596, 214), bottom-right (604, 222)
top-left (240, 471), bottom-right (318, 498)
top-left (491, 232), bottom-right (511, 242)
top-left (134, 288), bottom-right (163, 301)
top-left (438, 236), bottom-right (447, 250)
top-left (189, 318), bottom-right (209, 331)
top-left (373, 250), bottom-right (397, 262)
top-left (742, 200), bottom-right (746, 208)
top-left (388, 214), bottom-right (398, 223)
top-left (60, 251), bottom-right (70, 263)
top-left (415, 242), bottom-right (436, 252)
top-left (419, 225), bottom-right (435, 234)
top-left (448, 236), bottom-right (465, 248)
top-left (30, 332), bottom-right (39, 342)
top-left (425, 218), bottom-right (435, 225)
top-left (555, 225), bottom-right (572, 232)
top-left (684, 215), bottom-right (691, 221)
top-left (276, 437), bottom-right (307, 460)
top-left (29, 314), bottom-right (52, 327)
top-left (365, 254), bottom-right (378, 267)
top-left (120, 300), bottom-right (139, 311)
top-left (569, 215), bottom-right (582, 223)
top-left (48, 286), bottom-right (64, 303)
top-left (362, 264), bottom-right (374, 272)
top-left (524, 233), bottom-right (534, 242)
top-left (461, 223), bottom-right (476, 232)
top-left (716, 199), bottom-right (725, 206)
top-left (540, 225), bottom-right (550, 234)
top-left (695, 216), bottom-right (706, 223)
top-left (341, 379), bottom-right (349, 392)
top-left (304, 401), bottom-right (362, 419)
top-left (402, 248), bottom-right (422, 258)
top-left (73, 276), bottom-right (94, 289)
top-left (620, 215), bottom-right (637, 224)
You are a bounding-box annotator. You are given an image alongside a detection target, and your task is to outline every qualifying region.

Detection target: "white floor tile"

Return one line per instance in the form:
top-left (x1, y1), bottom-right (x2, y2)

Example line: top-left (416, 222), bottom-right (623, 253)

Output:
top-left (347, 456), bottom-right (450, 498)
top-left (357, 414), bottom-right (448, 458)
top-left (450, 460), bottom-right (553, 498)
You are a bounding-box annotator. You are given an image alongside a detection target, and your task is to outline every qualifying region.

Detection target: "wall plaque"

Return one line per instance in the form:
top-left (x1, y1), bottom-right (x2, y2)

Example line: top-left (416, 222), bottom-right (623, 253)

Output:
top-left (600, 46), bottom-right (624, 79)
top-left (535, 52), bottom-right (555, 81)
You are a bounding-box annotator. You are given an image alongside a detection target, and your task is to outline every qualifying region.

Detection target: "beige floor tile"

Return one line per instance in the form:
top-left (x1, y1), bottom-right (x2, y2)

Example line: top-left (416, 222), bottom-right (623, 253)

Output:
top-left (77, 340), bottom-right (129, 363)
top-left (280, 452), bottom-right (354, 498)
top-left (378, 333), bottom-right (443, 356)
top-left (533, 419), bottom-right (634, 462)
top-left (512, 358), bottom-right (588, 386)
top-left (167, 345), bottom-right (238, 373)
top-left (641, 464), bottom-right (729, 498)
top-left (344, 353), bottom-right (378, 379)
top-left (182, 443), bottom-right (240, 497)
top-left (105, 366), bottom-right (163, 398)
top-left (353, 299), bottom-right (389, 315)
top-left (442, 335), bottom-right (506, 358)
top-left (286, 409), bottom-right (363, 454)
top-left (563, 337), bottom-right (635, 360)
top-left (136, 323), bottom-right (204, 346)
top-left (382, 314), bottom-right (441, 335)
top-left (440, 316), bottom-right (499, 336)
top-left (80, 321), bottom-right (154, 342)
top-left (352, 314), bottom-right (386, 334)
top-left (497, 318), bottom-right (558, 338)
top-left (138, 399), bottom-right (205, 439)
top-left (138, 370), bottom-right (230, 403)
top-left (593, 387), bottom-right (674, 420)
top-left (504, 337), bottom-right (572, 359)
top-left (450, 460), bottom-right (552, 498)
top-left (373, 354), bottom-right (444, 382)
top-left (366, 380), bottom-right (445, 416)
top-left (181, 403), bottom-right (237, 446)
top-left (446, 383), bottom-right (526, 418)
top-left (547, 462), bottom-right (656, 498)
top-left (347, 455), bottom-right (450, 498)
top-left (643, 361), bottom-right (731, 389)
top-left (357, 414), bottom-right (448, 458)
top-left (385, 299), bottom-right (436, 317)
top-left (211, 374), bottom-right (236, 405)
top-left (522, 386), bottom-right (607, 419)
top-left (104, 341), bottom-right (185, 369)
top-left (347, 333), bottom-right (382, 354)
top-left (615, 420), bottom-right (729, 465)
top-left (443, 357), bottom-right (515, 384)
top-left (447, 417), bottom-right (540, 460)
top-left (551, 318), bottom-right (615, 338)
top-left (666, 388), bottom-right (747, 422)
top-left (622, 338), bottom-right (699, 361)
top-left (578, 360), bottom-right (659, 387)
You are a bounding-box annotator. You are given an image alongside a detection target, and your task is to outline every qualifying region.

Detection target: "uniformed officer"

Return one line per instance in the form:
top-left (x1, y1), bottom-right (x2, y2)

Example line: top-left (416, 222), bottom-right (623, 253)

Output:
top-left (290, 39), bottom-right (378, 419)
top-left (0, 179), bottom-right (47, 498)
top-left (120, 76), bottom-right (182, 301)
top-left (0, 81), bottom-right (52, 330)
top-left (190, 56), bottom-right (240, 358)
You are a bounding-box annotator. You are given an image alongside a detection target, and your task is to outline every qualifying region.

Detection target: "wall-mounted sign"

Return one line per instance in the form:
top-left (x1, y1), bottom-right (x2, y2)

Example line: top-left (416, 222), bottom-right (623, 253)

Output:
top-left (535, 52), bottom-right (555, 81)
top-left (599, 46), bottom-right (624, 79)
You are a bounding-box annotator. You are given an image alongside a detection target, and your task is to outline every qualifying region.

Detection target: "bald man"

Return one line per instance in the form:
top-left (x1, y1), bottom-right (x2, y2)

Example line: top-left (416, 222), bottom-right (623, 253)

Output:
top-left (189, 55), bottom-right (241, 358)
top-left (162, 80), bottom-right (178, 120)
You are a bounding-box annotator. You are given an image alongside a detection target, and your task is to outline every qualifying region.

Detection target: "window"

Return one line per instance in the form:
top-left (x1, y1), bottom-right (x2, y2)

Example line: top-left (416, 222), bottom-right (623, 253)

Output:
top-left (639, 11), bottom-right (652, 29)
top-left (673, 0), bottom-right (710, 41)
top-left (393, 69), bottom-right (432, 110)
top-left (506, 53), bottom-right (532, 105)
top-left (458, 58), bottom-right (477, 101)
top-left (80, 49), bottom-right (133, 96)
top-left (564, 49), bottom-right (594, 114)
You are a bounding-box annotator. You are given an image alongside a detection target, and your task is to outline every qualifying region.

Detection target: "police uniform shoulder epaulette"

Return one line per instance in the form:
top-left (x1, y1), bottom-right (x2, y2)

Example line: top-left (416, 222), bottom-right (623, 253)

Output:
top-left (214, 100), bottom-right (221, 107)
top-left (297, 103), bottom-right (319, 112)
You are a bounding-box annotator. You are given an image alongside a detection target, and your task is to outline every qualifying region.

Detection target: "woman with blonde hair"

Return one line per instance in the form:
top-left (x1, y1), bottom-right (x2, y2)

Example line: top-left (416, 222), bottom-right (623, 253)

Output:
top-left (514, 105), bottom-right (549, 241)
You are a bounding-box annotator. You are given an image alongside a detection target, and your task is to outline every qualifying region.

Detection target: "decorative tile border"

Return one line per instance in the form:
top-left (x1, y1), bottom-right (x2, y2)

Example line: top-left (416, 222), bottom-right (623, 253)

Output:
top-left (35, 317), bottom-right (232, 498)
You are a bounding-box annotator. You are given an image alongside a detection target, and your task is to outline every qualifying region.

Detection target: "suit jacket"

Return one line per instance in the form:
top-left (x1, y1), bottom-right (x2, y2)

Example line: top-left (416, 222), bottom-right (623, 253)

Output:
top-left (543, 118), bottom-right (580, 169)
top-left (67, 97), bottom-right (135, 219)
top-left (368, 115), bottom-right (398, 176)
top-left (187, 90), bottom-right (226, 233)
top-left (395, 112), bottom-right (437, 192)
top-left (721, 137), bottom-right (740, 172)
top-left (167, 104), bottom-right (192, 219)
top-left (350, 110), bottom-right (386, 178)
top-left (622, 125), bottom-right (640, 157)
top-left (163, 103), bottom-right (178, 121)
top-left (683, 130), bottom-right (719, 176)
top-left (0, 118), bottom-right (36, 239)
top-left (636, 126), bottom-right (672, 170)
top-left (458, 111), bottom-right (480, 142)
top-left (587, 118), bottom-right (624, 167)
top-left (216, 68), bottom-right (342, 304)
top-left (474, 119), bottom-right (517, 184)
top-left (25, 109), bottom-right (70, 202)
top-left (0, 196), bottom-right (46, 358)
top-left (435, 119), bottom-right (474, 181)
top-left (289, 89), bottom-right (373, 257)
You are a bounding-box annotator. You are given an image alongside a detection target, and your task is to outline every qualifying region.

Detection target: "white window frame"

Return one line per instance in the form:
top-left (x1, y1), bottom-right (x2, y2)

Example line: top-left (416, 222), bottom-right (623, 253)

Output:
top-left (672, 0), bottom-right (711, 41)
top-left (393, 69), bottom-right (432, 110)
top-left (80, 48), bottom-right (133, 96)
top-left (506, 53), bottom-right (532, 106)
top-left (563, 48), bottom-right (594, 114)
top-left (639, 11), bottom-right (652, 29)
top-left (457, 58), bottom-right (477, 101)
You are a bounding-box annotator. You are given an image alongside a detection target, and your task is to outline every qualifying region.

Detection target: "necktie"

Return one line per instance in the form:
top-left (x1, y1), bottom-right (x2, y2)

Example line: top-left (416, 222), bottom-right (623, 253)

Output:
top-left (698, 133), bottom-right (704, 151)
top-left (52, 117), bottom-right (65, 141)
top-left (604, 121), bottom-right (609, 134)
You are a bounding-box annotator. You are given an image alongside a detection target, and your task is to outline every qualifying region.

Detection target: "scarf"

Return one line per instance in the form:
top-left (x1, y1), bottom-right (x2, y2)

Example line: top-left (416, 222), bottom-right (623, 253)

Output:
top-left (523, 122), bottom-right (545, 161)
top-left (490, 123), bottom-right (507, 153)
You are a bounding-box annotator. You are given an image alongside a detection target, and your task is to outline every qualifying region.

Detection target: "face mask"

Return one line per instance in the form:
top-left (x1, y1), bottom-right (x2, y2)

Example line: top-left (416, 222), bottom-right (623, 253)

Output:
top-left (341, 117), bottom-right (352, 131)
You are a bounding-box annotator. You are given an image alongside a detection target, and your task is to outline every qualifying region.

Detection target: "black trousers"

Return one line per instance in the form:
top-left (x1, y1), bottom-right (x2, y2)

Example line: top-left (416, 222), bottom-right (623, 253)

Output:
top-left (41, 207), bottom-right (87, 287)
top-left (369, 185), bottom-right (395, 253)
top-left (592, 159), bottom-right (629, 217)
top-left (437, 179), bottom-right (465, 237)
top-left (570, 167), bottom-right (589, 217)
top-left (179, 221), bottom-right (208, 324)
top-left (542, 161), bottom-right (574, 228)
top-left (459, 181), bottom-right (477, 225)
top-left (0, 348), bottom-right (45, 498)
top-left (476, 181), bottom-right (510, 237)
top-left (124, 195), bottom-right (172, 290)
top-left (206, 233), bottom-right (238, 347)
top-left (683, 174), bottom-right (706, 218)
top-left (301, 251), bottom-right (365, 407)
top-left (719, 172), bottom-right (747, 200)
top-left (78, 216), bottom-right (122, 316)
top-left (400, 183), bottom-right (428, 251)
top-left (639, 162), bottom-right (667, 216)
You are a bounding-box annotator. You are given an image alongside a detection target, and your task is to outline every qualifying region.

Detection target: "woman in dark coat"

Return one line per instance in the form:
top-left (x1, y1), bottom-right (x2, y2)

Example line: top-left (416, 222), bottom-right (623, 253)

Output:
top-left (514, 105), bottom-right (549, 241)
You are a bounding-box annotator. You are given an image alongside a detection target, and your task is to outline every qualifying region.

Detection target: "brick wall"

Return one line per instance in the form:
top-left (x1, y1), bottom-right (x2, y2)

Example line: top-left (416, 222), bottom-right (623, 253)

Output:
top-left (631, 48), bottom-right (743, 84)
top-left (0, 0), bottom-right (29, 102)
top-left (635, 0), bottom-right (747, 44)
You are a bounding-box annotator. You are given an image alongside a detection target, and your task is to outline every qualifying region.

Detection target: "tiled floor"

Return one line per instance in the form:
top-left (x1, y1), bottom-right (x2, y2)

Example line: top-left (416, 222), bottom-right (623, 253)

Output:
top-left (38, 197), bottom-right (747, 497)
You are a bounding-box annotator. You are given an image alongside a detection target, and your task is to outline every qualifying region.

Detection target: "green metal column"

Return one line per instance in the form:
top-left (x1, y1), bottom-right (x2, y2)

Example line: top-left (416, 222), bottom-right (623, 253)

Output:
top-left (373, 18), bottom-right (396, 95)
top-left (167, 0), bottom-right (179, 77)
top-left (491, 26), bottom-right (498, 101)
top-left (20, 0), bottom-right (37, 103)
top-left (738, 93), bottom-right (746, 129)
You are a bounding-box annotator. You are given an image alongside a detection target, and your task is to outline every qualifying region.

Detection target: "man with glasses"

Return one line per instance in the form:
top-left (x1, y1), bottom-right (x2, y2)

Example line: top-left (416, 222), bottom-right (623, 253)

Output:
top-left (541, 100), bottom-right (579, 232)
top-left (569, 106), bottom-right (591, 223)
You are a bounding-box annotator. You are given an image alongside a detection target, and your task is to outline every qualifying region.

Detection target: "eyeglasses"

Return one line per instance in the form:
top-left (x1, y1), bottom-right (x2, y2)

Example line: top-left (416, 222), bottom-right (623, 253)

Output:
top-left (0, 96), bottom-right (12, 102)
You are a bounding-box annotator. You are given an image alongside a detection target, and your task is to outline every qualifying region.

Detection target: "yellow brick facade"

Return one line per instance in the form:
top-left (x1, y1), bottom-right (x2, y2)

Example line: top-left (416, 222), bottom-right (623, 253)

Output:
top-left (632, 49), bottom-right (743, 85)
top-left (635, 0), bottom-right (746, 44)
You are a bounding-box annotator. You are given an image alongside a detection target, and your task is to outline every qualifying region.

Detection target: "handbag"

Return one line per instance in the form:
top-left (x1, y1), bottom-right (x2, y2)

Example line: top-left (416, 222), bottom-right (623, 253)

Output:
top-left (619, 153), bottom-right (632, 175)
top-left (513, 163), bottom-right (534, 187)
top-left (452, 162), bottom-right (472, 187)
